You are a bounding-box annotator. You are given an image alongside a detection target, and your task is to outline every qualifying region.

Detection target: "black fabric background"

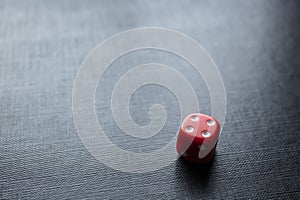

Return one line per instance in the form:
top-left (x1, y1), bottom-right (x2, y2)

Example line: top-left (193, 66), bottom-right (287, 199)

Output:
top-left (0, 0), bottom-right (299, 199)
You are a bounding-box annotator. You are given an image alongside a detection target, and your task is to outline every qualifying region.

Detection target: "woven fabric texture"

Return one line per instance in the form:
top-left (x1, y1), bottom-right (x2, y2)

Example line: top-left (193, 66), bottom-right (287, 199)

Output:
top-left (0, 0), bottom-right (299, 199)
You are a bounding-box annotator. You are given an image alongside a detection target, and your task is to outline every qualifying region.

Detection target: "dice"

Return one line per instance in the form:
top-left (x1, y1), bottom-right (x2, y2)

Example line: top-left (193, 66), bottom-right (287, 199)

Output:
top-left (176, 113), bottom-right (220, 164)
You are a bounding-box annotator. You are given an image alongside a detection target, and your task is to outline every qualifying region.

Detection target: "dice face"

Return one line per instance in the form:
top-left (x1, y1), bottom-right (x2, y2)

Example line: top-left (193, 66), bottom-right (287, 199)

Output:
top-left (176, 113), bottom-right (220, 164)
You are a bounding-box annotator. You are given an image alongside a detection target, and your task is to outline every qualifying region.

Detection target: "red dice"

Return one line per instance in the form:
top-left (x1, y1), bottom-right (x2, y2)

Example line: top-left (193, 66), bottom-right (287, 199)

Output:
top-left (176, 113), bottom-right (220, 164)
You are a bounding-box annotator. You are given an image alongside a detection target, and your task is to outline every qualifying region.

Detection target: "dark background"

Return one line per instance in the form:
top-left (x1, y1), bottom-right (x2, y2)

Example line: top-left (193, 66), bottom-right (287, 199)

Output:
top-left (1, 0), bottom-right (300, 199)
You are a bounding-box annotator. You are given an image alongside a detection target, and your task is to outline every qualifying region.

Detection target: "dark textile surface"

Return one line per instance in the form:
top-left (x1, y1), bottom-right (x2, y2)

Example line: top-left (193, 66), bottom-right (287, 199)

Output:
top-left (0, 0), bottom-right (300, 199)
